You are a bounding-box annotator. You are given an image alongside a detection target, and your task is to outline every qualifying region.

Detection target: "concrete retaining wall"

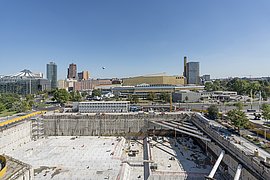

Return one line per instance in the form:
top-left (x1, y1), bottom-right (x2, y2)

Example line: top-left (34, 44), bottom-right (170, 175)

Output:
top-left (0, 121), bottom-right (32, 154)
top-left (42, 114), bottom-right (188, 136)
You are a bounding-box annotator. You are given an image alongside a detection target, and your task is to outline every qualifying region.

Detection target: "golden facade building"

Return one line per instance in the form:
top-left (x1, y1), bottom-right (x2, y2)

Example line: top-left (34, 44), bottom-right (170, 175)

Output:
top-left (123, 75), bottom-right (185, 86)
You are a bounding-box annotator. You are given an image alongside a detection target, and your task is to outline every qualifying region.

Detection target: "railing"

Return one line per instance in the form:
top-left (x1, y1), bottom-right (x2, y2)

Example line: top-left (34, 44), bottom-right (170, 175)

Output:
top-left (192, 113), bottom-right (270, 180)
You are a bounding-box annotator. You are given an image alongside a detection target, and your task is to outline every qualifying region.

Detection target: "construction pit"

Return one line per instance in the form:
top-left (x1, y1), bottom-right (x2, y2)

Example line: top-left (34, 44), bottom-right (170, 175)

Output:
top-left (3, 136), bottom-right (215, 180)
top-left (0, 113), bottom-right (224, 180)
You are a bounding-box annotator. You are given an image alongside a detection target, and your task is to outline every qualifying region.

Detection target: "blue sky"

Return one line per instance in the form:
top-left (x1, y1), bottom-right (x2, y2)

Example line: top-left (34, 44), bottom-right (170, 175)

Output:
top-left (0, 0), bottom-right (270, 79)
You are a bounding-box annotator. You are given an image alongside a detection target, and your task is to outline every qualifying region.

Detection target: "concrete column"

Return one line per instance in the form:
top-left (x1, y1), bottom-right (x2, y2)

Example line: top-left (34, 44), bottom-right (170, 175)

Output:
top-left (207, 150), bottom-right (225, 179)
top-left (234, 164), bottom-right (242, 180)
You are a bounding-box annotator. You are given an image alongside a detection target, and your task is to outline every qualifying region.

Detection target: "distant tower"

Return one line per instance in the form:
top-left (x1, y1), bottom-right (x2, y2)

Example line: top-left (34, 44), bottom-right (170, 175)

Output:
top-left (187, 62), bottom-right (200, 84)
top-left (183, 56), bottom-right (187, 77)
top-left (67, 63), bottom-right (77, 79)
top-left (46, 62), bottom-right (57, 89)
top-left (78, 71), bottom-right (90, 81)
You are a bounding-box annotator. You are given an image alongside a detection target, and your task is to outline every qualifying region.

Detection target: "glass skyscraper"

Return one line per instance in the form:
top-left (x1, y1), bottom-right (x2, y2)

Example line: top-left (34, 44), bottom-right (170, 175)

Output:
top-left (46, 62), bottom-right (57, 89)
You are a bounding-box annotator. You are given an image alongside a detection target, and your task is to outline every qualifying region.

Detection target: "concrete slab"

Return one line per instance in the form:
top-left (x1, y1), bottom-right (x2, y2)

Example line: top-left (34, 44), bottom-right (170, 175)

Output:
top-left (6, 136), bottom-right (126, 179)
top-left (149, 137), bottom-right (213, 179)
top-left (4, 136), bottom-right (216, 180)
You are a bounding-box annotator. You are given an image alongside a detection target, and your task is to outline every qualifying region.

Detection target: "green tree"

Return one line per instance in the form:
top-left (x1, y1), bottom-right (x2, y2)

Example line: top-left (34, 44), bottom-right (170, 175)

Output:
top-left (70, 91), bottom-right (82, 102)
top-left (159, 92), bottom-right (170, 103)
top-left (43, 93), bottom-right (49, 100)
top-left (21, 100), bottom-right (31, 112)
top-left (261, 103), bottom-right (270, 122)
top-left (248, 81), bottom-right (261, 96)
top-left (212, 80), bottom-right (222, 91)
top-left (53, 89), bottom-right (70, 104)
top-left (204, 82), bottom-right (213, 91)
top-left (227, 109), bottom-right (249, 133)
top-left (81, 91), bottom-right (88, 98)
top-left (207, 105), bottom-right (219, 120)
top-left (227, 78), bottom-right (249, 95)
top-left (0, 93), bottom-right (20, 109)
top-left (148, 92), bottom-right (156, 101)
top-left (92, 89), bottom-right (102, 97)
top-left (26, 94), bottom-right (34, 101)
top-left (10, 100), bottom-right (30, 113)
top-left (204, 80), bottom-right (223, 91)
top-left (128, 94), bottom-right (139, 104)
top-left (234, 102), bottom-right (243, 110)
top-left (132, 95), bottom-right (139, 104)
top-left (261, 86), bottom-right (270, 100)
top-left (25, 94), bottom-right (35, 108)
top-left (11, 101), bottom-right (22, 112)
top-left (0, 102), bottom-right (6, 112)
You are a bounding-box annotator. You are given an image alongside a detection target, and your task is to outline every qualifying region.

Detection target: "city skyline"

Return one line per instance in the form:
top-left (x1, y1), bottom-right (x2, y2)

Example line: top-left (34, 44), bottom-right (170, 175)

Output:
top-left (1, 0), bottom-right (270, 79)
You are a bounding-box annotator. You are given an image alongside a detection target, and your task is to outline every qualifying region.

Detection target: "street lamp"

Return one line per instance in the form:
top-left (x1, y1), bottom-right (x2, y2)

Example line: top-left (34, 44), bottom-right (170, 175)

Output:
top-left (259, 91), bottom-right (262, 112)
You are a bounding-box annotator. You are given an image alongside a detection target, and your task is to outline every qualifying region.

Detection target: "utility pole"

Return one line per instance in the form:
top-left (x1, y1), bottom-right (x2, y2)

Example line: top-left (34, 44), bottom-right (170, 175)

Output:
top-left (250, 89), bottom-right (253, 110)
top-left (259, 91), bottom-right (262, 112)
top-left (170, 93), bottom-right (173, 112)
top-left (29, 78), bottom-right (32, 94)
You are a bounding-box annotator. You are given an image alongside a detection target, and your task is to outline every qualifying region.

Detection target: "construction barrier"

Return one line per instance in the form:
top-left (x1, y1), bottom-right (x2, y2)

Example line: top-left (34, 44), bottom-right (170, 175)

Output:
top-left (0, 111), bottom-right (46, 127)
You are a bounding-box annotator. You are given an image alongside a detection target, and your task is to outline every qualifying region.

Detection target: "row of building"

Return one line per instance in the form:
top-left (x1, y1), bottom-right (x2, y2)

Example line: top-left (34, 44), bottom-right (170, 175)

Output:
top-left (0, 56), bottom-right (210, 95)
top-left (0, 62), bottom-right (89, 95)
top-left (47, 62), bottom-right (90, 89)
top-left (57, 57), bottom-right (209, 92)
top-left (71, 89), bottom-right (240, 113)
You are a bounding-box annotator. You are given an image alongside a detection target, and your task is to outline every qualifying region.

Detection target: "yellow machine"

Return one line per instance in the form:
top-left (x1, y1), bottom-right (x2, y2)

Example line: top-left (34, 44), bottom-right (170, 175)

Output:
top-left (0, 155), bottom-right (7, 178)
top-left (0, 111), bottom-right (46, 127)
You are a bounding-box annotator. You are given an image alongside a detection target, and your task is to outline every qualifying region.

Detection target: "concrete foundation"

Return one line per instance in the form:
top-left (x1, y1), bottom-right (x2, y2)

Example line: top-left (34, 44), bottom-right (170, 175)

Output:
top-left (0, 121), bottom-right (32, 154)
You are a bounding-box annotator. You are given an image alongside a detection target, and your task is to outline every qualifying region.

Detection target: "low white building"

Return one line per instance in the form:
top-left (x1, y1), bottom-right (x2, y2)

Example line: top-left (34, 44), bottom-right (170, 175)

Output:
top-left (200, 91), bottom-right (238, 102)
top-left (73, 101), bottom-right (130, 113)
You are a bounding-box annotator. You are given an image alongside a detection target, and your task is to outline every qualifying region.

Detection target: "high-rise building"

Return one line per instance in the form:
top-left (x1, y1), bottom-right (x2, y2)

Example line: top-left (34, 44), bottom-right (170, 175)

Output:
top-left (67, 63), bottom-right (77, 79)
top-left (182, 57), bottom-right (200, 84)
top-left (46, 62), bottom-right (57, 89)
top-left (187, 62), bottom-right (200, 84)
top-left (202, 75), bottom-right (211, 82)
top-left (78, 71), bottom-right (90, 81)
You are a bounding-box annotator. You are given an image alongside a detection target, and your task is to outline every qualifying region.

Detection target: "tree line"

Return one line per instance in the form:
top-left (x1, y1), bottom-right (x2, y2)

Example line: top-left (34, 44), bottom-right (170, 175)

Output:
top-left (205, 78), bottom-right (270, 100)
top-left (52, 89), bottom-right (83, 104)
top-left (207, 103), bottom-right (270, 132)
top-left (0, 93), bottom-right (34, 114)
